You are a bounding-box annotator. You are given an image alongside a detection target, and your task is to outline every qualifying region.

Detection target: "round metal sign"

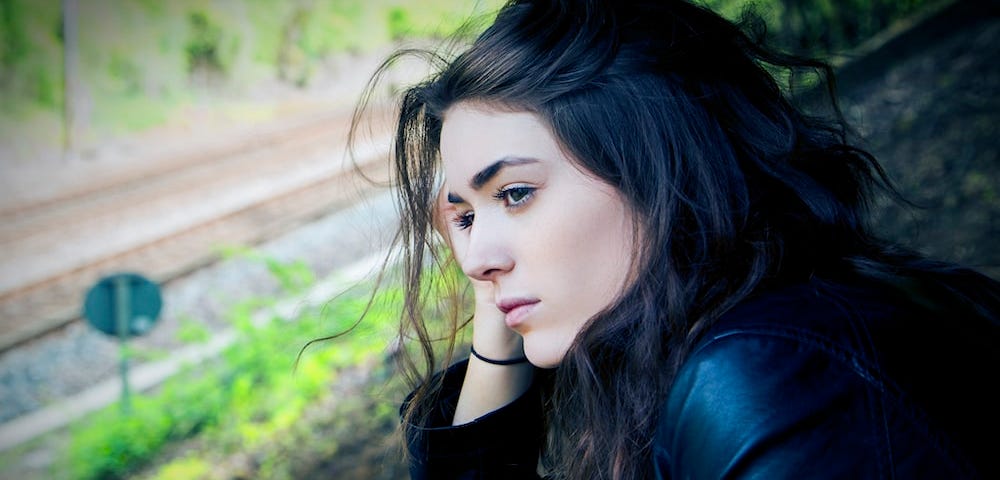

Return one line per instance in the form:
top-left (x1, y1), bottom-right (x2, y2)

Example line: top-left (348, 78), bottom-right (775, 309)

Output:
top-left (83, 272), bottom-right (162, 337)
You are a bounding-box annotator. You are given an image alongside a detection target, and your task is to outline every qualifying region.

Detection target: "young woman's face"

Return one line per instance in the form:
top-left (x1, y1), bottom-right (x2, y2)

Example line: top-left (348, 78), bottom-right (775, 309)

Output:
top-left (438, 103), bottom-right (634, 367)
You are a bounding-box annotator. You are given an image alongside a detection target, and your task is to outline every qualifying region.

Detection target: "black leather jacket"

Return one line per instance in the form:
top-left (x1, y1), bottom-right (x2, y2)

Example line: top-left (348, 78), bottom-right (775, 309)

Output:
top-left (406, 280), bottom-right (1000, 479)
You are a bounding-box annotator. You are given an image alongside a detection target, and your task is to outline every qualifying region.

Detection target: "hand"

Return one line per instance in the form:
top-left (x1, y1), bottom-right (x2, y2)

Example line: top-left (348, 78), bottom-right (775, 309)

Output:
top-left (433, 187), bottom-right (524, 359)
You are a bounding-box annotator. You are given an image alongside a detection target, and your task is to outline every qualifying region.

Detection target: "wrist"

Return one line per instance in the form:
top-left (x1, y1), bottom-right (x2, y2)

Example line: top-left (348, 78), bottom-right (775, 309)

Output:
top-left (470, 330), bottom-right (523, 359)
top-left (470, 345), bottom-right (529, 365)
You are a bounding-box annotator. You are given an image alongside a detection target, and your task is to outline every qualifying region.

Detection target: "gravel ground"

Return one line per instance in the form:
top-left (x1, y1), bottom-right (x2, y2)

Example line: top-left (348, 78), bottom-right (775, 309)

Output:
top-left (0, 188), bottom-right (398, 425)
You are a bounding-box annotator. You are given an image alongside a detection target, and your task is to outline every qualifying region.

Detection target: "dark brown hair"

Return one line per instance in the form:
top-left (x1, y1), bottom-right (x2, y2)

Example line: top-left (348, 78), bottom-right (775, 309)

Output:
top-left (350, 0), bottom-right (1000, 478)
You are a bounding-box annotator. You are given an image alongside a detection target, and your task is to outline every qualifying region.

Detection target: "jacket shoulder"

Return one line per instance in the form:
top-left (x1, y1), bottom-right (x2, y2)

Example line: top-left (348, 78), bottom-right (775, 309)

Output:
top-left (654, 280), bottom-right (998, 479)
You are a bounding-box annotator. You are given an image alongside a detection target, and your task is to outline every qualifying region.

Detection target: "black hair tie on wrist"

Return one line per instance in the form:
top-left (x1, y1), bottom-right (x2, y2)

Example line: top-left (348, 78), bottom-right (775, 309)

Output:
top-left (470, 345), bottom-right (529, 365)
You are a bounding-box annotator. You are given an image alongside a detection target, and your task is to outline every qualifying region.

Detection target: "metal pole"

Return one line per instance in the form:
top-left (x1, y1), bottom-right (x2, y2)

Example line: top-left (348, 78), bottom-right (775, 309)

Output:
top-left (114, 276), bottom-right (132, 414)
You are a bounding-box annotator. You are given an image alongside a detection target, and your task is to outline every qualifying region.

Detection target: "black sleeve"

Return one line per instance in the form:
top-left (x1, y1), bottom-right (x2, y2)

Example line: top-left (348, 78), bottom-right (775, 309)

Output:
top-left (654, 332), bottom-right (887, 479)
top-left (403, 359), bottom-right (545, 480)
top-left (653, 329), bottom-right (978, 479)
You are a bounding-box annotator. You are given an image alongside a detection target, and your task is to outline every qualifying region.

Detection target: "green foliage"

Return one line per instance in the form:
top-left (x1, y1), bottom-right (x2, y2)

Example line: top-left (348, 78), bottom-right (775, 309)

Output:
top-left (0, 0), bottom-right (28, 71)
top-left (65, 397), bottom-right (174, 480)
top-left (59, 248), bottom-right (400, 480)
top-left (91, 94), bottom-right (173, 135)
top-left (0, 0), bottom-right (502, 133)
top-left (185, 11), bottom-right (225, 75)
top-left (146, 456), bottom-right (211, 480)
top-left (386, 0), bottom-right (503, 41)
top-left (0, 0), bottom-right (61, 109)
top-left (107, 53), bottom-right (143, 95)
top-left (175, 315), bottom-right (210, 344)
top-left (29, 58), bottom-right (61, 107)
top-left (0, 0), bottom-right (941, 151)
top-left (217, 245), bottom-right (316, 294)
top-left (700, 0), bottom-right (940, 58)
top-left (267, 258), bottom-right (315, 295)
top-left (386, 7), bottom-right (410, 41)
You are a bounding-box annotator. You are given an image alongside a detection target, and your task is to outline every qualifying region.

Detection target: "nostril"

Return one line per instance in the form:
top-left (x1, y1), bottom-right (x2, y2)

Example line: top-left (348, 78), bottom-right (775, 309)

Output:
top-left (480, 268), bottom-right (501, 279)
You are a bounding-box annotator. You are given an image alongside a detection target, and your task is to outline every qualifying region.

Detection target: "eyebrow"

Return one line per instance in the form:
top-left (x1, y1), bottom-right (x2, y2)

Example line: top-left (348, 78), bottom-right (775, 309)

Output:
top-left (447, 156), bottom-right (540, 204)
top-left (471, 157), bottom-right (538, 190)
top-left (448, 157), bottom-right (538, 203)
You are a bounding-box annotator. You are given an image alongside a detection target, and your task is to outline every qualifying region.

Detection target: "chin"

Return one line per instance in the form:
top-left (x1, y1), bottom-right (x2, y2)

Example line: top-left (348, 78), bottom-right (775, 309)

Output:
top-left (523, 337), bottom-right (568, 369)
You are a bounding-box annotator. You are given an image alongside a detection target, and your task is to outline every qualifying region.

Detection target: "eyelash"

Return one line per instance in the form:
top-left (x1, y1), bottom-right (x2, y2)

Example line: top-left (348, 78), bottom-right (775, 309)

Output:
top-left (451, 185), bottom-right (536, 230)
top-left (453, 211), bottom-right (474, 230)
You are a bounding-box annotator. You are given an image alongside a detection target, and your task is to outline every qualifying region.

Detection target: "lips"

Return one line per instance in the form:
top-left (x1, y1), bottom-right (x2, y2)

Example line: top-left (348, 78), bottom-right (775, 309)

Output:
top-left (497, 297), bottom-right (540, 329)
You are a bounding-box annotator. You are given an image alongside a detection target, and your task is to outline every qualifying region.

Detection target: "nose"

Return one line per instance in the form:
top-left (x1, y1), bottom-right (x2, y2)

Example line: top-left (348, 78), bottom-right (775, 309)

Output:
top-left (461, 224), bottom-right (514, 282)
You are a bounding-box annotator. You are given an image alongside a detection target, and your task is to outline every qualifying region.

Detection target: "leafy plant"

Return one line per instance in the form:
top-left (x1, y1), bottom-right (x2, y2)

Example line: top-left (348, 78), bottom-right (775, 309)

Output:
top-left (175, 315), bottom-right (210, 344)
top-left (185, 10), bottom-right (224, 75)
top-left (59, 248), bottom-right (399, 480)
top-left (217, 245), bottom-right (316, 295)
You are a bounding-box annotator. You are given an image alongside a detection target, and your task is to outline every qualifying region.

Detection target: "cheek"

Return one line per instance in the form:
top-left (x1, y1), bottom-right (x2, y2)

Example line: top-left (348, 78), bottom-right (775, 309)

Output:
top-left (574, 201), bottom-right (632, 297)
top-left (532, 187), bottom-right (633, 318)
top-left (519, 206), bottom-right (631, 369)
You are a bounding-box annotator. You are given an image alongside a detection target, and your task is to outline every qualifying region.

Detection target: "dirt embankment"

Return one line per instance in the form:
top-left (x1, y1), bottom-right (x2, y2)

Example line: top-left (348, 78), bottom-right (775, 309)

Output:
top-left (837, 0), bottom-right (999, 278)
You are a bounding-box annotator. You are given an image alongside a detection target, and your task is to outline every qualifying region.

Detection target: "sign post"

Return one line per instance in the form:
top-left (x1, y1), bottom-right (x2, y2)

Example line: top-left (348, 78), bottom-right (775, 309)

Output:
top-left (84, 273), bottom-right (162, 413)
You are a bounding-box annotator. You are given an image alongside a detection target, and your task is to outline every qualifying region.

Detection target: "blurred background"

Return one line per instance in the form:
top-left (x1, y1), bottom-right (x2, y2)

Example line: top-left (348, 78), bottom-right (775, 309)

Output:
top-left (0, 0), bottom-right (995, 478)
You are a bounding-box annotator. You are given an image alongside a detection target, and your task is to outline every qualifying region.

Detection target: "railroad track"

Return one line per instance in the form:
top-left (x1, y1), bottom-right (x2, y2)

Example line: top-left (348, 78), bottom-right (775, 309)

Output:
top-left (0, 107), bottom-right (394, 352)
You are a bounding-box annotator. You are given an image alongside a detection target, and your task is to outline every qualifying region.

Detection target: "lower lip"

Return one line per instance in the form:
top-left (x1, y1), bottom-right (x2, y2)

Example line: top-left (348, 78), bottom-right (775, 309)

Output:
top-left (504, 302), bottom-right (538, 329)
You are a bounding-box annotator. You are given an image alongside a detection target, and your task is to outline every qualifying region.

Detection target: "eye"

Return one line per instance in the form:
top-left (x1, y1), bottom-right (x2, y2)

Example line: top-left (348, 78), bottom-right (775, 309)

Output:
top-left (452, 211), bottom-right (474, 230)
top-left (494, 185), bottom-right (535, 208)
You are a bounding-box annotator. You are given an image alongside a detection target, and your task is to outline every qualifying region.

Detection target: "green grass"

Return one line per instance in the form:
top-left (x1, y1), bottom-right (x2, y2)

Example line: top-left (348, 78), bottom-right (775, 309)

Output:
top-left (23, 248), bottom-right (406, 480)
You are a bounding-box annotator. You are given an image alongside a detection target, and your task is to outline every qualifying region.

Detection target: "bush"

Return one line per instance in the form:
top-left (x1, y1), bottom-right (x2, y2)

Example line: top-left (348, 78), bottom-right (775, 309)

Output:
top-left (60, 250), bottom-right (399, 480)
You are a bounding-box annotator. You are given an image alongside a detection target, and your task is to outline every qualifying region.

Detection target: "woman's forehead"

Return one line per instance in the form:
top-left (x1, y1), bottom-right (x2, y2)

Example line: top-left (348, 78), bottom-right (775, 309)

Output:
top-left (439, 105), bottom-right (562, 176)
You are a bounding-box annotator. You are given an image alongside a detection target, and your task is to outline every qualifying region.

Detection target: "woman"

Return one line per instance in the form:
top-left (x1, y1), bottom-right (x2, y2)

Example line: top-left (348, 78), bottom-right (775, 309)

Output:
top-left (352, 0), bottom-right (1000, 478)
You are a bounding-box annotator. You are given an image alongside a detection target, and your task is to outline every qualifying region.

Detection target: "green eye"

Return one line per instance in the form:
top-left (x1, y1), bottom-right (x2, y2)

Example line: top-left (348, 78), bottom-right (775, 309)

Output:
top-left (507, 187), bottom-right (531, 204)
top-left (497, 186), bottom-right (534, 207)
top-left (492, 185), bottom-right (535, 208)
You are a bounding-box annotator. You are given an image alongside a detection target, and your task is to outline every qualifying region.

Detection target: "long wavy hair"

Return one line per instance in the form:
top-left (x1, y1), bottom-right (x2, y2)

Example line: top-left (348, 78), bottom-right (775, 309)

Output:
top-left (349, 0), bottom-right (1000, 478)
